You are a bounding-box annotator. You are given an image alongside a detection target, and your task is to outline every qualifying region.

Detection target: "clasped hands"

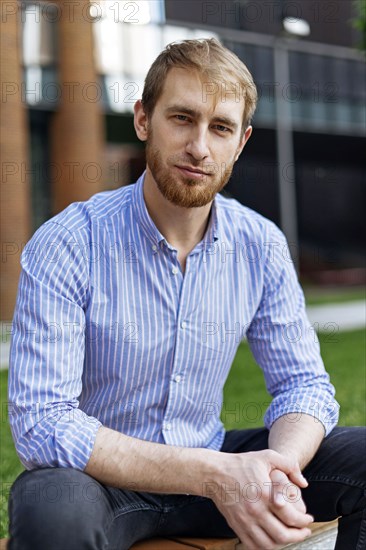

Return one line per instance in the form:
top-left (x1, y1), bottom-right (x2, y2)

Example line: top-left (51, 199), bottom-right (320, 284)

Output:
top-left (210, 449), bottom-right (313, 550)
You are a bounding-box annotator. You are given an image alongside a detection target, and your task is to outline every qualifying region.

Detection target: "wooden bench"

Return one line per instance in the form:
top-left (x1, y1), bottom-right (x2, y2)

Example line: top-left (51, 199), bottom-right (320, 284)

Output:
top-left (130, 520), bottom-right (338, 549)
top-left (0, 520), bottom-right (338, 549)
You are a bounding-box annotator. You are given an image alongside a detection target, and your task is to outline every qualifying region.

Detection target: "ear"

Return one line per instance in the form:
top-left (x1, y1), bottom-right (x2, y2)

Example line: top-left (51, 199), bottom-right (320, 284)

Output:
top-left (234, 125), bottom-right (252, 162)
top-left (134, 100), bottom-right (149, 142)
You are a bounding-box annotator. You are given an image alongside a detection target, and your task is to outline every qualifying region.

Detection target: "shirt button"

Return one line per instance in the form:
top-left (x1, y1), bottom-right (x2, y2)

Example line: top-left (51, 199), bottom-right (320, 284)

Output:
top-left (172, 266), bottom-right (179, 275)
top-left (181, 321), bottom-right (187, 329)
top-left (174, 375), bottom-right (182, 383)
top-left (165, 422), bottom-right (172, 430)
top-left (152, 244), bottom-right (158, 252)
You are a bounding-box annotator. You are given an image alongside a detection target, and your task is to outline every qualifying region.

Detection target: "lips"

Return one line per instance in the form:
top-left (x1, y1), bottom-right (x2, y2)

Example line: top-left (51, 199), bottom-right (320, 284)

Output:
top-left (175, 165), bottom-right (211, 176)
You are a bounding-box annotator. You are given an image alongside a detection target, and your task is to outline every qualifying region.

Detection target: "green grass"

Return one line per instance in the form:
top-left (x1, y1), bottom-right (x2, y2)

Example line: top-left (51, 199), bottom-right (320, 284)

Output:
top-left (302, 285), bottom-right (365, 306)
top-left (1, 329), bottom-right (365, 537)
top-left (222, 329), bottom-right (366, 430)
top-left (0, 371), bottom-right (23, 538)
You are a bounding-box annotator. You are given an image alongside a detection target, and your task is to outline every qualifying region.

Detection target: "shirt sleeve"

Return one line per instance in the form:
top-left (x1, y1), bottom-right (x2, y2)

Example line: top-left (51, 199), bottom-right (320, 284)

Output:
top-left (8, 219), bottom-right (102, 470)
top-left (246, 223), bottom-right (339, 436)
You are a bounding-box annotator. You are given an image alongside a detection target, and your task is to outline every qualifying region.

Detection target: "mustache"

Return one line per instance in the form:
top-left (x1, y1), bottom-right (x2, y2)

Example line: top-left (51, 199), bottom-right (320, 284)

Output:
top-left (166, 154), bottom-right (226, 175)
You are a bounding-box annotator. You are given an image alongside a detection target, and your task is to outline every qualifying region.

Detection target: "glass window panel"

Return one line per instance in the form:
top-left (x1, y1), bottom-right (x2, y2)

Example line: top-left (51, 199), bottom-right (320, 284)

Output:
top-left (24, 66), bottom-right (42, 105)
top-left (22, 3), bottom-right (56, 66)
top-left (22, 4), bottom-right (41, 65)
top-left (191, 28), bottom-right (219, 40)
top-left (149, 0), bottom-right (166, 24)
top-left (350, 60), bottom-right (366, 101)
top-left (122, 24), bottom-right (162, 78)
top-left (39, 5), bottom-right (57, 65)
top-left (95, 1), bottom-right (164, 25)
top-left (104, 75), bottom-right (143, 112)
top-left (162, 24), bottom-right (194, 46)
top-left (94, 17), bottom-right (125, 73)
top-left (252, 46), bottom-right (273, 85)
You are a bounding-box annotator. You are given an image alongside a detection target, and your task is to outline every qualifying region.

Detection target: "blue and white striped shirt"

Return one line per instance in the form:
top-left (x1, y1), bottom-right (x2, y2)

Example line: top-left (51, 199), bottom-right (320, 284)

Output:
top-left (8, 172), bottom-right (339, 471)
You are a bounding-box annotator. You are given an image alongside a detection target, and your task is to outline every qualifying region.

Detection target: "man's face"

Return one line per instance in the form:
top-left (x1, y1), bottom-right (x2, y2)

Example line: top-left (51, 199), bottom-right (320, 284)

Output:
top-left (143, 68), bottom-right (251, 208)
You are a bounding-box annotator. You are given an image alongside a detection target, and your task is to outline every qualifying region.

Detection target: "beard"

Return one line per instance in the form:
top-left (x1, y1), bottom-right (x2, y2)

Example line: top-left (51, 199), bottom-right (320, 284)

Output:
top-left (145, 130), bottom-right (236, 208)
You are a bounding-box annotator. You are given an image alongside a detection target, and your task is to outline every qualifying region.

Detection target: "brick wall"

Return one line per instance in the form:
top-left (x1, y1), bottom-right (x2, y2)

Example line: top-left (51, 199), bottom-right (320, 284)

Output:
top-left (50, 0), bottom-right (105, 214)
top-left (0, 0), bottom-right (106, 321)
top-left (0, 0), bottom-right (32, 320)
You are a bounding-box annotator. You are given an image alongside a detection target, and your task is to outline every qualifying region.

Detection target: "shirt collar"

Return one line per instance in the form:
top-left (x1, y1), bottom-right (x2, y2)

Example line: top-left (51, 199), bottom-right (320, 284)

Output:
top-left (132, 172), bottom-right (166, 247)
top-left (132, 171), bottom-right (220, 250)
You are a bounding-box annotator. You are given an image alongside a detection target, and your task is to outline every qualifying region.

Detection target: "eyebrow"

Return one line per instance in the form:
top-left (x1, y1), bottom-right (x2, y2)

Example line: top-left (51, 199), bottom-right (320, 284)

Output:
top-left (164, 104), bottom-right (239, 131)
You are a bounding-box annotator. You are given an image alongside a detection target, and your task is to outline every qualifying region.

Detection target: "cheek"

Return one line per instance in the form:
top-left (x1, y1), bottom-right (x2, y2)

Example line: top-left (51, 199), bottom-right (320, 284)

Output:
top-left (155, 125), bottom-right (184, 149)
top-left (168, 126), bottom-right (192, 144)
top-left (212, 142), bottom-right (237, 163)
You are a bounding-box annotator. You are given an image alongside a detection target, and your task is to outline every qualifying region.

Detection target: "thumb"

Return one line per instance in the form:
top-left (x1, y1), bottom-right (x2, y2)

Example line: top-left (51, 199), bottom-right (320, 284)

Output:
top-left (269, 451), bottom-right (308, 488)
top-left (288, 468), bottom-right (308, 489)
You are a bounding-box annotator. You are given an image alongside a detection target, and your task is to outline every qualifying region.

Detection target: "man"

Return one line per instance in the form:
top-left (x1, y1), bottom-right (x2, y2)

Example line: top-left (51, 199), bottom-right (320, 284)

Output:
top-left (8, 38), bottom-right (365, 550)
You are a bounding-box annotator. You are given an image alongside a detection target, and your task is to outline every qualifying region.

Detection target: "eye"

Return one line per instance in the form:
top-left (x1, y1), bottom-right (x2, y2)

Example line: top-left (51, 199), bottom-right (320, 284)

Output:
top-left (175, 115), bottom-right (190, 122)
top-left (213, 125), bottom-right (231, 133)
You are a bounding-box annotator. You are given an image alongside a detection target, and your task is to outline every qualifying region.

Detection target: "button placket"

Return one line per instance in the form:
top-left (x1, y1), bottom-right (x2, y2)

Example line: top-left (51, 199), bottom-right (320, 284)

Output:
top-left (162, 253), bottom-right (197, 440)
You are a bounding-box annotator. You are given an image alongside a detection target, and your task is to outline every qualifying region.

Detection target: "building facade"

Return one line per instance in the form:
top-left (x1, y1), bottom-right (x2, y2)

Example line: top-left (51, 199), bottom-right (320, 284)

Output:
top-left (1, 0), bottom-right (365, 319)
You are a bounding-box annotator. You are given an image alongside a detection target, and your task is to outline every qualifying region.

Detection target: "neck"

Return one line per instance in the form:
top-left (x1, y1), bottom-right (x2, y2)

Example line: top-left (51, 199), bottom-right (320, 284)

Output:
top-left (143, 168), bottom-right (213, 251)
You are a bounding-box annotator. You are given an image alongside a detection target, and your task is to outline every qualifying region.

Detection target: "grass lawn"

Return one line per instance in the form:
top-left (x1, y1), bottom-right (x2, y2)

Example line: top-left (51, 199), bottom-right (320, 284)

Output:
top-left (222, 329), bottom-right (366, 430)
top-left (302, 285), bottom-right (365, 306)
top-left (1, 329), bottom-right (365, 538)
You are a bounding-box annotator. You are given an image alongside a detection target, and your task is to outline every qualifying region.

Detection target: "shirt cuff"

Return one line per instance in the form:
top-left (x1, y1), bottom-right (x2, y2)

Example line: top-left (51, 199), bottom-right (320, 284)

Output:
top-left (264, 393), bottom-right (340, 437)
top-left (12, 406), bottom-right (103, 471)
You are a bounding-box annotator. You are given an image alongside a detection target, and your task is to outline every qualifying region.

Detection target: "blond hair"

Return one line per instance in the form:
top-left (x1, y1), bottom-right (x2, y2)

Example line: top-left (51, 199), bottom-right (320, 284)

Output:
top-left (141, 38), bottom-right (258, 133)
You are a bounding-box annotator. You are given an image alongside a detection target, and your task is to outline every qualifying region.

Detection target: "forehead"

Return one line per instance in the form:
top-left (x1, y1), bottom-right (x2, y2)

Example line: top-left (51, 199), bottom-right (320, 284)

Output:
top-left (156, 67), bottom-right (245, 124)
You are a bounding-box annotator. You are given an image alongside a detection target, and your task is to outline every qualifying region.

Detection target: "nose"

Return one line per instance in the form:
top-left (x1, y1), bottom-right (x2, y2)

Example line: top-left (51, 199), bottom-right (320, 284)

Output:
top-left (185, 127), bottom-right (210, 161)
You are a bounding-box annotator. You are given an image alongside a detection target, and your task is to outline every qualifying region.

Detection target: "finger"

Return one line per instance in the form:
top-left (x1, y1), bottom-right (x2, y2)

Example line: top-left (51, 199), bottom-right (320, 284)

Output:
top-left (273, 481), bottom-right (302, 506)
top-left (242, 524), bottom-right (279, 550)
top-left (289, 469), bottom-right (309, 488)
top-left (226, 510), bottom-right (276, 550)
top-left (270, 470), bottom-right (307, 514)
top-left (281, 462), bottom-right (308, 489)
top-left (273, 490), bottom-right (307, 514)
top-left (272, 498), bottom-right (314, 528)
top-left (240, 495), bottom-right (312, 547)
top-left (260, 513), bottom-right (313, 547)
top-left (268, 451), bottom-right (308, 488)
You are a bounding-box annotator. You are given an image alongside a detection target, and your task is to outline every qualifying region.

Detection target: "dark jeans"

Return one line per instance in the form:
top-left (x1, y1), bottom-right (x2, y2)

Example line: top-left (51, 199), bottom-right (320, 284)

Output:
top-left (8, 427), bottom-right (366, 550)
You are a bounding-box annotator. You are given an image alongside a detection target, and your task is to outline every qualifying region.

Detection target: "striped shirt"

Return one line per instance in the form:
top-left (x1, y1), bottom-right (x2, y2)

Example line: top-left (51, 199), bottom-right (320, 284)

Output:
top-left (8, 172), bottom-right (339, 471)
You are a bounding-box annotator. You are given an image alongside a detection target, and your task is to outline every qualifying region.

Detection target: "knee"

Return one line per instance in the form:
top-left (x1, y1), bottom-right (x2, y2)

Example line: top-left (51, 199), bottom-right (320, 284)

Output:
top-left (327, 427), bottom-right (366, 475)
top-left (9, 468), bottom-right (110, 550)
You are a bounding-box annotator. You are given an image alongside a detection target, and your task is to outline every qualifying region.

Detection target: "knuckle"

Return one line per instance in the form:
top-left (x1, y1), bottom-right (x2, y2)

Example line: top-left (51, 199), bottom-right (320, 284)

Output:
top-left (247, 504), bottom-right (261, 518)
top-left (276, 531), bottom-right (291, 545)
top-left (286, 518), bottom-right (297, 527)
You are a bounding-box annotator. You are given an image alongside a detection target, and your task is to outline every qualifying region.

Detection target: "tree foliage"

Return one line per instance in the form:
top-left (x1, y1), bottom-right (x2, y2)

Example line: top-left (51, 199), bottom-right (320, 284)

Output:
top-left (352, 0), bottom-right (366, 52)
